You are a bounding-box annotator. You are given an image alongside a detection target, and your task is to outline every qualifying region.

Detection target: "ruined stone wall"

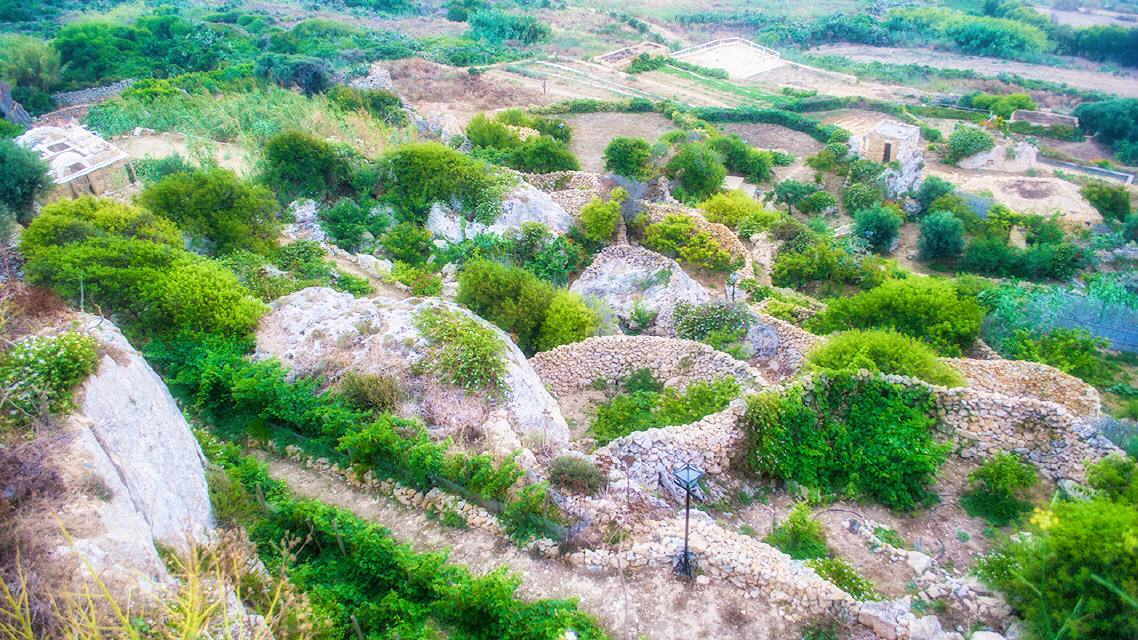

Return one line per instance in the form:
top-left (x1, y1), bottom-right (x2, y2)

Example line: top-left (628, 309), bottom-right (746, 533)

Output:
top-left (943, 358), bottom-right (1101, 417)
top-left (530, 335), bottom-right (766, 397)
top-left (749, 311), bottom-right (824, 379)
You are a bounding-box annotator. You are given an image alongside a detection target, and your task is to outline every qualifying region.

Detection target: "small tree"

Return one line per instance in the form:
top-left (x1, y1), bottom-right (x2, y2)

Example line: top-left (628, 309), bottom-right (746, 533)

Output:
top-left (768, 179), bottom-right (818, 212)
top-left (853, 205), bottom-right (902, 254)
top-left (604, 136), bottom-right (651, 180)
top-left (0, 140), bottom-right (50, 224)
top-left (261, 131), bottom-right (348, 203)
top-left (1081, 180), bottom-right (1131, 222)
top-left (666, 143), bottom-right (726, 203)
top-left (915, 176), bottom-right (955, 214)
top-left (578, 191), bottom-right (623, 243)
top-left (843, 182), bottom-right (883, 214)
top-left (918, 210), bottom-right (966, 261)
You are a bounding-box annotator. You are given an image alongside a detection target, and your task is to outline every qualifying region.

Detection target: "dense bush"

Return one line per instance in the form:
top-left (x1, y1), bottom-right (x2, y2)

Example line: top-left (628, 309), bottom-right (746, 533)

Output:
top-left (466, 10), bottom-right (551, 45)
top-left (1086, 455), bottom-right (1138, 505)
top-left (547, 455), bottom-right (607, 495)
top-left (977, 490), bottom-right (1138, 640)
top-left (961, 237), bottom-right (1085, 281)
top-left (0, 332), bottom-right (99, 430)
top-left (380, 221), bottom-right (433, 265)
top-left (537, 291), bottom-right (598, 353)
top-left (510, 135), bottom-right (580, 173)
top-left (764, 502), bottom-right (829, 560)
top-left (767, 179), bottom-right (819, 212)
top-left (853, 205), bottom-right (902, 254)
top-left (318, 198), bottom-right (392, 252)
top-left (643, 214), bottom-right (741, 272)
top-left (961, 452), bottom-right (1037, 527)
top-left (918, 211), bottom-right (966, 261)
top-left (413, 306), bottom-right (507, 393)
top-left (222, 241), bottom-right (371, 301)
top-left (456, 259), bottom-right (555, 355)
top-left (808, 277), bottom-right (983, 356)
top-left (806, 329), bottom-right (965, 387)
top-left (255, 53), bottom-right (332, 96)
top-left (943, 125), bottom-right (995, 164)
top-left (741, 374), bottom-right (947, 511)
top-left (339, 372), bottom-right (402, 413)
top-left (806, 557), bottom-right (880, 600)
top-left (796, 191), bottom-right (838, 216)
top-left (603, 136), bottom-right (652, 180)
top-left (915, 176), bottom-right (955, 215)
top-left (577, 192), bottom-right (623, 243)
top-left (843, 182), bottom-right (884, 214)
top-left (707, 134), bottom-right (775, 183)
top-left (261, 130), bottom-right (349, 203)
top-left (590, 376), bottom-right (740, 445)
top-left (139, 168), bottom-right (281, 255)
top-left (771, 241), bottom-right (893, 294)
top-left (0, 140), bottom-right (50, 224)
top-left (1004, 328), bottom-right (1119, 388)
top-left (699, 191), bottom-right (777, 230)
top-left (968, 92), bottom-right (1035, 119)
top-left (326, 85), bottom-right (405, 125)
top-left (1081, 181), bottom-right (1132, 222)
top-left (666, 143), bottom-right (727, 203)
top-left (375, 142), bottom-right (505, 223)
top-left (1073, 98), bottom-right (1138, 163)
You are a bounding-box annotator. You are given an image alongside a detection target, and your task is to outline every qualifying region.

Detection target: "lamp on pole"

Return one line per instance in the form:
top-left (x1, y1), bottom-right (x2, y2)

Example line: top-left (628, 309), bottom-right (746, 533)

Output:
top-left (672, 462), bottom-right (704, 579)
top-left (726, 271), bottom-right (739, 302)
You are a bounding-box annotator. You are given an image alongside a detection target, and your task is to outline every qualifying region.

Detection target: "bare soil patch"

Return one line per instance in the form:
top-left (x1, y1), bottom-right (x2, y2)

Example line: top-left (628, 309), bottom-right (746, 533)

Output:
top-left (811, 44), bottom-right (1138, 98)
top-left (259, 453), bottom-right (803, 640)
top-left (388, 59), bottom-right (552, 125)
top-left (719, 122), bottom-right (825, 158)
top-left (560, 111), bottom-right (675, 172)
top-left (925, 164), bottom-right (1102, 226)
top-left (114, 132), bottom-right (251, 176)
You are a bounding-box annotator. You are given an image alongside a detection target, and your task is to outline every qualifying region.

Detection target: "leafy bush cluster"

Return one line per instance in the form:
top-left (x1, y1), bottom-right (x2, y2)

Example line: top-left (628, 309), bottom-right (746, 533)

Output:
top-left (589, 372), bottom-right (740, 445)
top-left (643, 214), bottom-right (742, 272)
top-left (21, 198), bottom-right (265, 336)
top-left (966, 92), bottom-right (1035, 119)
top-left (456, 259), bottom-right (597, 355)
top-left (943, 124), bottom-right (996, 164)
top-left (466, 110), bottom-right (578, 174)
top-left (806, 557), bottom-right (882, 601)
top-left (603, 136), bottom-right (652, 180)
top-left (674, 301), bottom-right (753, 359)
top-left (578, 189), bottom-right (627, 243)
top-left (764, 501), bottom-right (829, 560)
top-left (808, 277), bottom-right (983, 356)
top-left (0, 332), bottom-right (99, 430)
top-left (806, 329), bottom-right (965, 388)
top-left (375, 142), bottom-right (509, 224)
top-left (204, 444), bottom-right (606, 639)
top-left (222, 240), bottom-right (371, 301)
top-left (437, 222), bottom-right (586, 287)
top-left (547, 455), bottom-right (607, 495)
top-left (1081, 181), bottom-right (1132, 223)
top-left (0, 140), bottom-right (50, 225)
top-left (961, 452), bottom-right (1038, 527)
top-left (977, 456), bottom-right (1138, 640)
top-left (852, 205), bottom-right (902, 255)
top-left (413, 306), bottom-right (507, 393)
top-left (665, 143), bottom-right (727, 203)
top-left (699, 190), bottom-right (779, 232)
top-left (741, 373), bottom-right (948, 511)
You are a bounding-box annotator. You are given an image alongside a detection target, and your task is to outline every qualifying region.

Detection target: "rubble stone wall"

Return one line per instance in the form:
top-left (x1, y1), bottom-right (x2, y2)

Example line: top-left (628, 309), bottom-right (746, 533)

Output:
top-left (943, 358), bottom-right (1101, 417)
top-left (530, 335), bottom-right (766, 398)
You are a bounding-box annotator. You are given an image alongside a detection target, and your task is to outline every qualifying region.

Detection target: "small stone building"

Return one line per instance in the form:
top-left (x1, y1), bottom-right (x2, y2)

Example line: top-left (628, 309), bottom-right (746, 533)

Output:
top-left (15, 124), bottom-right (135, 199)
top-left (851, 119), bottom-right (924, 197)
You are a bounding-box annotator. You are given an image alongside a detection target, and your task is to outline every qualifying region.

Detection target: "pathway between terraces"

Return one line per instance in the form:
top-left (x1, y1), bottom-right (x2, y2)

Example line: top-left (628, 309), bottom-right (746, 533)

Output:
top-left (257, 453), bottom-right (796, 640)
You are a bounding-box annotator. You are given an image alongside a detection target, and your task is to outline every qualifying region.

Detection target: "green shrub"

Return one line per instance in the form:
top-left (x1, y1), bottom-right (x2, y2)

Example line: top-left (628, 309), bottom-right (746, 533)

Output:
top-left (456, 259), bottom-right (555, 355)
top-left (138, 168), bottom-right (281, 255)
top-left (796, 191), bottom-right (838, 216)
top-left (318, 198), bottom-right (393, 252)
top-left (578, 194), bottom-right (621, 243)
top-left (741, 374), bottom-right (947, 511)
top-left (604, 136), bottom-right (651, 180)
top-left (376, 142), bottom-right (505, 223)
top-left (1081, 181), bottom-right (1132, 222)
top-left (326, 85), bottom-right (405, 125)
top-left (1004, 328), bottom-right (1119, 387)
top-left (623, 368), bottom-right (662, 394)
top-left (261, 130), bottom-right (349, 203)
top-left (961, 452), bottom-right (1037, 527)
top-left (0, 139), bottom-right (50, 224)
top-left (537, 290), bottom-right (597, 353)
top-left (842, 182), bottom-right (883, 214)
top-left (806, 557), bottom-right (881, 600)
top-left (666, 143), bottom-right (726, 203)
top-left (548, 456), bottom-right (607, 495)
top-left (767, 179), bottom-right (819, 212)
top-left (969, 92), bottom-right (1035, 119)
top-left (380, 222), bottom-right (433, 265)
top-left (132, 154), bottom-right (191, 184)
top-left (467, 9), bottom-right (551, 44)
top-left (808, 277), bottom-right (983, 356)
top-left (699, 191), bottom-right (777, 230)
top-left (806, 329), bottom-right (965, 387)
top-left (509, 135), bottom-right (579, 173)
top-left (467, 113), bottom-right (522, 149)
top-left (1123, 215), bottom-right (1138, 243)
top-left (707, 134), bottom-right (774, 183)
top-left (255, 53), bottom-right (332, 96)
top-left (144, 260), bottom-right (267, 335)
top-left (389, 260), bottom-right (443, 297)
top-left (589, 377), bottom-right (740, 445)
top-left (977, 497), bottom-right (1138, 640)
top-left (339, 372), bottom-right (402, 413)
top-left (916, 176), bottom-right (955, 215)
top-left (1086, 456), bottom-right (1138, 505)
top-left (764, 502), bottom-right (829, 560)
top-left (0, 332), bottom-right (99, 430)
top-left (643, 214), bottom-right (740, 272)
top-left (918, 211), bottom-right (965, 261)
top-left (853, 205), bottom-right (902, 254)
top-left (944, 125), bottom-right (995, 164)
top-left (412, 306), bottom-right (507, 393)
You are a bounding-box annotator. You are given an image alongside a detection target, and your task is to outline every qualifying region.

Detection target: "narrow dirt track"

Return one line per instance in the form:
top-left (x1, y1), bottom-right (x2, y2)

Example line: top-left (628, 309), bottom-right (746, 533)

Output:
top-left (257, 453), bottom-right (799, 640)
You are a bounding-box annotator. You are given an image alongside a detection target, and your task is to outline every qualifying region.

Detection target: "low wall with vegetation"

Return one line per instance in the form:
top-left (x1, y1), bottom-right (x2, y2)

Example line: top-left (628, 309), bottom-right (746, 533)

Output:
top-left (944, 357), bottom-right (1101, 417)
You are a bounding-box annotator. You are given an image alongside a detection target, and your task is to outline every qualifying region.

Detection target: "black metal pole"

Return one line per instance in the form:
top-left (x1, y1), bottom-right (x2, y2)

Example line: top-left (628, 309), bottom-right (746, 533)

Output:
top-left (682, 486), bottom-right (691, 577)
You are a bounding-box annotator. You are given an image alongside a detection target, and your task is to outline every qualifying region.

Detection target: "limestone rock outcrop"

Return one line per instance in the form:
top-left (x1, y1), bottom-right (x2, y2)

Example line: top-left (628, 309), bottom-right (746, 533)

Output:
top-left (569, 245), bottom-right (711, 336)
top-left (255, 287), bottom-right (570, 452)
top-left (427, 179), bottom-right (575, 242)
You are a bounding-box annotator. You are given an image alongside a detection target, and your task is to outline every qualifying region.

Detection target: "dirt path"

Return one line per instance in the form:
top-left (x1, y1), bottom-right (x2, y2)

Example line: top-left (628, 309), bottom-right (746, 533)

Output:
top-left (327, 252), bottom-right (410, 300)
top-left (811, 44), bottom-right (1138, 98)
top-left (258, 454), bottom-right (799, 640)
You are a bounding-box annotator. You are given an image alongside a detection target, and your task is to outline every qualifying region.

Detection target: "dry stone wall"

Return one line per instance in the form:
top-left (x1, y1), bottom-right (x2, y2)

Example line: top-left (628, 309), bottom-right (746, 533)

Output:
top-left (530, 335), bottom-right (766, 398)
top-left (748, 310), bottom-right (823, 378)
top-left (642, 202), bottom-right (753, 274)
top-left (944, 358), bottom-right (1101, 417)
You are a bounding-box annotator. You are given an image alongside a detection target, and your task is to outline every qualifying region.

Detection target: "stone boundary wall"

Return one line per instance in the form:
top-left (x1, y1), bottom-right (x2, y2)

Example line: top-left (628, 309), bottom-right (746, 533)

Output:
top-left (643, 202), bottom-right (753, 274)
top-left (943, 358), bottom-right (1101, 417)
top-left (52, 79), bottom-right (134, 108)
top-left (592, 399), bottom-right (746, 488)
top-left (522, 170), bottom-right (606, 216)
top-left (530, 335), bottom-right (766, 398)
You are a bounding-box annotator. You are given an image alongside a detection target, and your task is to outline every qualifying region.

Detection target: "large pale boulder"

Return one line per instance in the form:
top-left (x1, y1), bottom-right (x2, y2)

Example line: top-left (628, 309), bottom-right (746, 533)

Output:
top-left (254, 287), bottom-right (570, 452)
top-left (427, 179), bottom-right (575, 243)
top-left (32, 315), bottom-right (214, 601)
top-left (570, 245), bottom-right (711, 336)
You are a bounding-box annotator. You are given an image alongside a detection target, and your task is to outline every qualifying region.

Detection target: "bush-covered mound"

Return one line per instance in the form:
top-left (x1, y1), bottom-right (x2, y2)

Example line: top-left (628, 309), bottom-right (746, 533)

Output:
top-left (806, 329), bottom-right (965, 388)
